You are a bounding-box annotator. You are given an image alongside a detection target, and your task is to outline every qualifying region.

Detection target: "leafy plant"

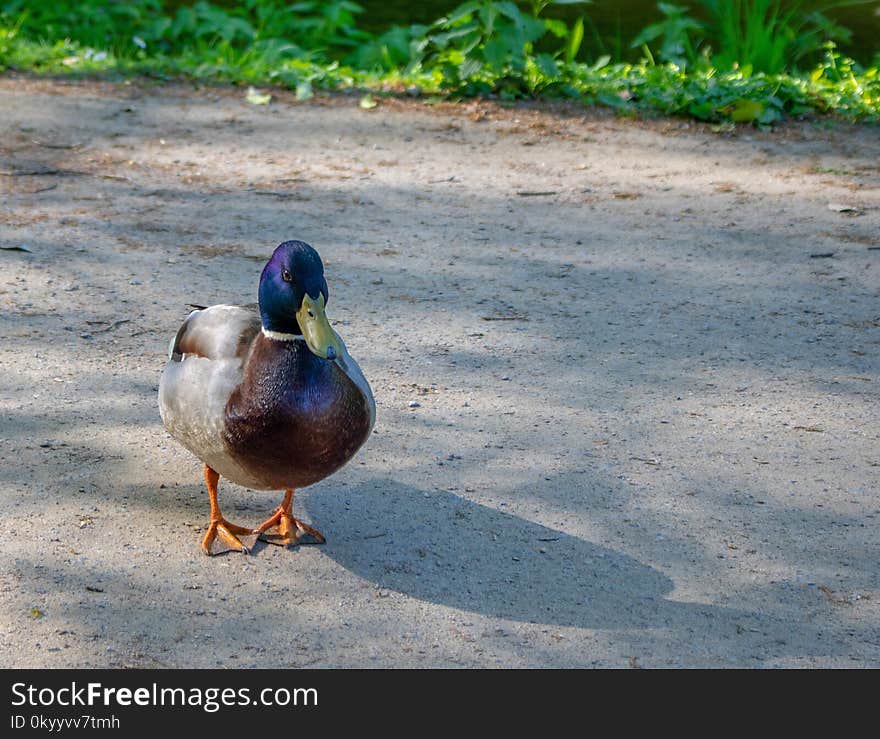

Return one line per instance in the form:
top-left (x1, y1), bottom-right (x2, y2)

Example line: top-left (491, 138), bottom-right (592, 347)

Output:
top-left (281, 1), bottom-right (370, 53)
top-left (630, 3), bottom-right (706, 69)
top-left (1, 0), bottom-right (370, 63)
top-left (415, 0), bottom-right (590, 93)
top-left (701, 0), bottom-right (854, 74)
top-left (0, 0), bottom-right (876, 124)
top-left (632, 1), bottom-right (867, 75)
top-left (154, 2), bottom-right (257, 46)
top-left (2, 0), bottom-right (162, 51)
top-left (423, 1), bottom-right (546, 84)
top-left (0, 15), bottom-right (19, 69)
top-left (349, 23), bottom-right (429, 71)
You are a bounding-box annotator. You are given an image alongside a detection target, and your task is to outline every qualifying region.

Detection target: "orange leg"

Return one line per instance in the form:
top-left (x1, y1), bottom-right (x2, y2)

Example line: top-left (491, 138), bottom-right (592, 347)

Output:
top-left (253, 489), bottom-right (325, 547)
top-left (201, 465), bottom-right (252, 555)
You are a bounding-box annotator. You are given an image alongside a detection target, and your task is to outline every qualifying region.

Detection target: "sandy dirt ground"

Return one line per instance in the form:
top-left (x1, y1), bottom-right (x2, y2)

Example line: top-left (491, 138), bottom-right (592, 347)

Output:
top-left (0, 77), bottom-right (878, 668)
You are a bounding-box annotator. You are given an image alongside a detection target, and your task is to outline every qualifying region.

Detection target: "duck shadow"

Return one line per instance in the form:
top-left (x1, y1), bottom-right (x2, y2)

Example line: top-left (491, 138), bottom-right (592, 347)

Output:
top-left (311, 479), bottom-right (742, 631)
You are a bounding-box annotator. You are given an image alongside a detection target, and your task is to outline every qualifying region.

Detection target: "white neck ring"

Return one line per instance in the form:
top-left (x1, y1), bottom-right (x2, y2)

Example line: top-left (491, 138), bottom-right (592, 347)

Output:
top-left (262, 327), bottom-right (303, 342)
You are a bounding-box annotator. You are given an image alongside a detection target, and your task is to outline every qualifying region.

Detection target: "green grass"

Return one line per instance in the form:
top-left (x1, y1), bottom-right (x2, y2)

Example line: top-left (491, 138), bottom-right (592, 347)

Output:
top-left (0, 0), bottom-right (877, 124)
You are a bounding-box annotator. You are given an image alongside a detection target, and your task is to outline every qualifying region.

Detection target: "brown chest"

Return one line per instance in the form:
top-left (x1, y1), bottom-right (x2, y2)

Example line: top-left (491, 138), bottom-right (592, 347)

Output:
top-left (222, 336), bottom-right (372, 489)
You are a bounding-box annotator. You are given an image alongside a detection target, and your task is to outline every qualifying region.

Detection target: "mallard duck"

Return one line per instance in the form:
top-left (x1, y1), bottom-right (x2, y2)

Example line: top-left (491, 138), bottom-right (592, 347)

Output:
top-left (158, 240), bottom-right (375, 555)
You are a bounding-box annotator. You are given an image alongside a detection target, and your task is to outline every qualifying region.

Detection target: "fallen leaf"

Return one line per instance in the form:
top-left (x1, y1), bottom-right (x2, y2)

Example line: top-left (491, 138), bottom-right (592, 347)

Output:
top-left (30, 608), bottom-right (44, 619)
top-left (295, 82), bottom-right (313, 101)
top-left (359, 94), bottom-right (378, 110)
top-left (722, 99), bottom-right (764, 123)
top-left (245, 87), bottom-right (272, 106)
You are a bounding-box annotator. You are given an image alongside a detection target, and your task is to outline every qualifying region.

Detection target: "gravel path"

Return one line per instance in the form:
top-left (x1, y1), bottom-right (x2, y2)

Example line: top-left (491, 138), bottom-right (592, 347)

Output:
top-left (1, 77), bottom-right (878, 667)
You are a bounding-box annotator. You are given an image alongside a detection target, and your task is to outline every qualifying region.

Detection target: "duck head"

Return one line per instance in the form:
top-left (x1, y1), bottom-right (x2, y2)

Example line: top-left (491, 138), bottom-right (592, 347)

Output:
top-left (258, 240), bottom-right (342, 360)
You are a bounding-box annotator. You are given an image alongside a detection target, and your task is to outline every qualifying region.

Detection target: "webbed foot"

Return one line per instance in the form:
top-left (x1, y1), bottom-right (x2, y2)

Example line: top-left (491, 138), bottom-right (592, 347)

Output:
top-left (202, 517), bottom-right (252, 555)
top-left (254, 489), bottom-right (325, 547)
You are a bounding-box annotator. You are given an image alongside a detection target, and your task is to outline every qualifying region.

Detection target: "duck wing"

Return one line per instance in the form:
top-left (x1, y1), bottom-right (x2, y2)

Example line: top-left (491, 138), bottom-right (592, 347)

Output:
top-left (168, 304), bottom-right (260, 361)
top-left (159, 305), bottom-right (267, 488)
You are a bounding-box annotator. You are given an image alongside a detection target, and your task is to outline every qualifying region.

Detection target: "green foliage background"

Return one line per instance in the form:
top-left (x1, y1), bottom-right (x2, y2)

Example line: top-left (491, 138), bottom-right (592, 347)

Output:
top-left (0, 0), bottom-right (877, 123)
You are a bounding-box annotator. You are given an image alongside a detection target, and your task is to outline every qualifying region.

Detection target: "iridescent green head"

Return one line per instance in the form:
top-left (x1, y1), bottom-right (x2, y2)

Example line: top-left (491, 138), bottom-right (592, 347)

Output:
top-left (258, 240), bottom-right (342, 360)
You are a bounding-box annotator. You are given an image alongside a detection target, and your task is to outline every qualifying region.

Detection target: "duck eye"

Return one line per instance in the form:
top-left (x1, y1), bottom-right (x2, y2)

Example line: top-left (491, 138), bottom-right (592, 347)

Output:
top-left (281, 269), bottom-right (293, 283)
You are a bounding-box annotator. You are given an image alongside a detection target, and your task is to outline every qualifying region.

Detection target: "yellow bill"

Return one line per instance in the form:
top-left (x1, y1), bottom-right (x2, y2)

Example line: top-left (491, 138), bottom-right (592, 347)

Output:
top-left (296, 293), bottom-right (342, 360)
